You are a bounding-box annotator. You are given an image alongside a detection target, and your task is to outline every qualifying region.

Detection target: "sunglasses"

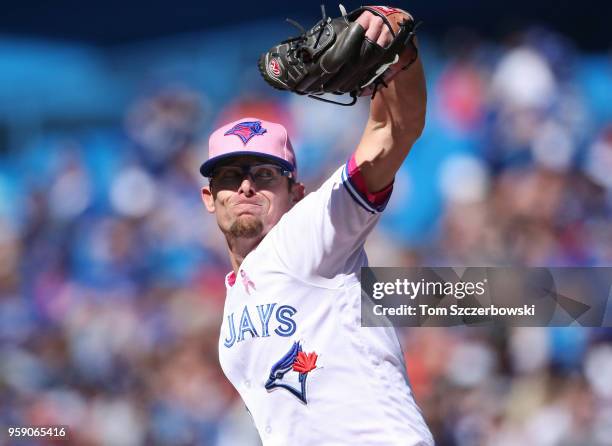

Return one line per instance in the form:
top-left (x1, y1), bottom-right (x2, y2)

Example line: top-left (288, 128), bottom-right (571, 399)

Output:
top-left (209, 163), bottom-right (293, 190)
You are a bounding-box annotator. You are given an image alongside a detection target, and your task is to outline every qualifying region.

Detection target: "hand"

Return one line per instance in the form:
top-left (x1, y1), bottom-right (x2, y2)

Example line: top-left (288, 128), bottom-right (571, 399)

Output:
top-left (356, 8), bottom-right (418, 66)
top-left (355, 11), bottom-right (394, 47)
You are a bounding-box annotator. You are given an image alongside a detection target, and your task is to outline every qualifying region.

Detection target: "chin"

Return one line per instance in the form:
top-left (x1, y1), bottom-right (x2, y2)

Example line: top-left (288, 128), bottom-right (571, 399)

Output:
top-left (229, 215), bottom-right (264, 239)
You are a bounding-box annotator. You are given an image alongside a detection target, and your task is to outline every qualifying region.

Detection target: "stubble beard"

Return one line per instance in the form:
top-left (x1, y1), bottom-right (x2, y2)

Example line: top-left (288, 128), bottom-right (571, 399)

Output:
top-left (228, 215), bottom-right (264, 239)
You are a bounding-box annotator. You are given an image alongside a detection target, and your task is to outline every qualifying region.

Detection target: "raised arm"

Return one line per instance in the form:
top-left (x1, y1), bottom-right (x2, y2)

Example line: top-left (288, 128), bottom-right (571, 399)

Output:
top-left (354, 10), bottom-right (427, 193)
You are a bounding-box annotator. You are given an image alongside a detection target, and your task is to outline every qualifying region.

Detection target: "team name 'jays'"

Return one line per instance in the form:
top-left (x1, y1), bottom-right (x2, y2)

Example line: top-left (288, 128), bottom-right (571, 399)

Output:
top-left (224, 303), bottom-right (297, 348)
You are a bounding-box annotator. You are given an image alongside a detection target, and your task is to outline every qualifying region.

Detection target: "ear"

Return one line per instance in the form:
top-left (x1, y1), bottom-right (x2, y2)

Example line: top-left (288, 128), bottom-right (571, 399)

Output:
top-left (290, 182), bottom-right (306, 204)
top-left (201, 186), bottom-right (216, 213)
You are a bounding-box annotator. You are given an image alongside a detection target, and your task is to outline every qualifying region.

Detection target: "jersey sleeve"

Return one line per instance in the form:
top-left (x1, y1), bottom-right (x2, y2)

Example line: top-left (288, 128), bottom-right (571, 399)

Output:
top-left (266, 153), bottom-right (393, 286)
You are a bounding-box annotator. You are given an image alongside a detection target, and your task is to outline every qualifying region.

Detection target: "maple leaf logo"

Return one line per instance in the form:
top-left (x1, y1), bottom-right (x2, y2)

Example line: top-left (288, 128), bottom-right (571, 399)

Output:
top-left (293, 351), bottom-right (318, 374)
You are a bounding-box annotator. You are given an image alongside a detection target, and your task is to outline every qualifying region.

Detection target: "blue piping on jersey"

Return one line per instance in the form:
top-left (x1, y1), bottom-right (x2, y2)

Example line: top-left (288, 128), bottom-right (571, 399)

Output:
top-left (341, 163), bottom-right (381, 214)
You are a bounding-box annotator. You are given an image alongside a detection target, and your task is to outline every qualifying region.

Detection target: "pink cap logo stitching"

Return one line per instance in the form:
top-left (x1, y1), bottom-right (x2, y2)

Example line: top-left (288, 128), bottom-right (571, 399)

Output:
top-left (224, 120), bottom-right (267, 145)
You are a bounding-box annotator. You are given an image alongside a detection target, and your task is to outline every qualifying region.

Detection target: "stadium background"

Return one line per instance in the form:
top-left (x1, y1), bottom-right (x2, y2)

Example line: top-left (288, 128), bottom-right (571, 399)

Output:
top-left (1, 1), bottom-right (612, 444)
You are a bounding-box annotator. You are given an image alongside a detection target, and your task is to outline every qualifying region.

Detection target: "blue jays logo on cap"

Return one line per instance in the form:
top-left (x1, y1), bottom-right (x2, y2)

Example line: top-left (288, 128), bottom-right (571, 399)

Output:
top-left (265, 341), bottom-right (318, 404)
top-left (224, 120), bottom-right (267, 145)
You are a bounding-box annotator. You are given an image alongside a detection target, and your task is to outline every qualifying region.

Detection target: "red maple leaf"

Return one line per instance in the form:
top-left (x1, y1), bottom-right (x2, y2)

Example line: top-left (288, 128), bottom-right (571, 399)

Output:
top-left (292, 351), bottom-right (318, 374)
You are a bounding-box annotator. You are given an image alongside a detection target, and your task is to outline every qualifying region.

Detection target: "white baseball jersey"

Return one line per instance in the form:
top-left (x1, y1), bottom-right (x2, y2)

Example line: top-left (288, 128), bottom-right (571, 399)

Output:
top-left (218, 155), bottom-right (434, 446)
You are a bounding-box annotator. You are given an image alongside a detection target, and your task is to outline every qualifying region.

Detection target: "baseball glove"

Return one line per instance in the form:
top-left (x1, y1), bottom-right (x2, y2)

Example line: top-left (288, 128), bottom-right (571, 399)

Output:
top-left (258, 4), bottom-right (419, 106)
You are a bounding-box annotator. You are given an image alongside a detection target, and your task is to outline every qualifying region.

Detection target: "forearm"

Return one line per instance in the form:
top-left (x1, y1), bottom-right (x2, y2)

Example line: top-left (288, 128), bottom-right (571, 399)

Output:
top-left (355, 49), bottom-right (427, 192)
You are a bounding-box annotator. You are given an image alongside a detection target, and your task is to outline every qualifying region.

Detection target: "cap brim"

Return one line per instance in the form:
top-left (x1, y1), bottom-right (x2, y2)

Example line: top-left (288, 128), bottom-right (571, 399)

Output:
top-left (200, 151), bottom-right (295, 177)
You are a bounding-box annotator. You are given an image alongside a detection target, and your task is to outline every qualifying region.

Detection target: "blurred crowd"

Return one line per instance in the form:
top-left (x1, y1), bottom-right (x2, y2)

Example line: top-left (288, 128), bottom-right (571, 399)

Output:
top-left (1, 24), bottom-right (612, 445)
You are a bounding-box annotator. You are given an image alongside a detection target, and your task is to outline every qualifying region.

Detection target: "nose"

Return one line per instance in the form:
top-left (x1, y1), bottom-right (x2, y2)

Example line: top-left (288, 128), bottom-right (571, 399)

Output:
top-left (237, 175), bottom-right (256, 196)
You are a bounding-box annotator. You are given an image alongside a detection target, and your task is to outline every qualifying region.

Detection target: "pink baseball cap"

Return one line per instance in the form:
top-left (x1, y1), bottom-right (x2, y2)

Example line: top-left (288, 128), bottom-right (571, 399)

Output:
top-left (200, 117), bottom-right (297, 178)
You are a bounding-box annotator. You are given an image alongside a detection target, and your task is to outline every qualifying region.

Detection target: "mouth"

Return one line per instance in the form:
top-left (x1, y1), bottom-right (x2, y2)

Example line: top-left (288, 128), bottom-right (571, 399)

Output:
top-left (232, 202), bottom-right (263, 215)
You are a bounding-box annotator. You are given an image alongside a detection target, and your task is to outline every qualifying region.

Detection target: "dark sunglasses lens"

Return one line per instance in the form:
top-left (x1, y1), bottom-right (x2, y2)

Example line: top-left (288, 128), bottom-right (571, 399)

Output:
top-left (211, 164), bottom-right (285, 189)
top-left (211, 167), bottom-right (243, 189)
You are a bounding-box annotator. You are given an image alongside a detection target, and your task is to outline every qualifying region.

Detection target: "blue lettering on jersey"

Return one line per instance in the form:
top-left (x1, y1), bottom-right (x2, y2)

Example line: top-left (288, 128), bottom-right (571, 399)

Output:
top-left (256, 303), bottom-right (277, 337)
top-left (274, 305), bottom-right (297, 337)
top-left (238, 306), bottom-right (259, 342)
top-left (223, 303), bottom-right (297, 348)
top-left (224, 313), bottom-right (237, 348)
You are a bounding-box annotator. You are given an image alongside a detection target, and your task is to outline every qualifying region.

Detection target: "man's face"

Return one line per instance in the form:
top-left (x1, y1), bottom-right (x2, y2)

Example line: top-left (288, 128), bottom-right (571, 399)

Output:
top-left (201, 156), bottom-right (304, 241)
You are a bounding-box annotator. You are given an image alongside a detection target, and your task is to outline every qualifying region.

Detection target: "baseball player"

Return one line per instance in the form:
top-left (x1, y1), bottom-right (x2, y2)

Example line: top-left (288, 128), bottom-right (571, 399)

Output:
top-left (200, 5), bottom-right (433, 445)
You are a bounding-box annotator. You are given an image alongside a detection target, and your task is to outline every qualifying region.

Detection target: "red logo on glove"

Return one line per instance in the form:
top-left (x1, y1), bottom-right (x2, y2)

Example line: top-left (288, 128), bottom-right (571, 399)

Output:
top-left (268, 58), bottom-right (281, 77)
top-left (369, 5), bottom-right (403, 15)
